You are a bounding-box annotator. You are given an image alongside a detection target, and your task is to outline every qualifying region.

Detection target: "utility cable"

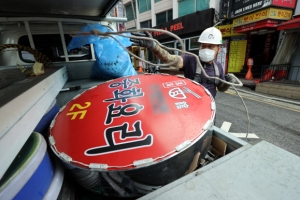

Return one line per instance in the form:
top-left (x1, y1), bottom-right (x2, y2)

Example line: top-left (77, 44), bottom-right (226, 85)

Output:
top-left (231, 86), bottom-right (251, 139)
top-left (71, 28), bottom-right (243, 87)
top-left (70, 28), bottom-right (251, 137)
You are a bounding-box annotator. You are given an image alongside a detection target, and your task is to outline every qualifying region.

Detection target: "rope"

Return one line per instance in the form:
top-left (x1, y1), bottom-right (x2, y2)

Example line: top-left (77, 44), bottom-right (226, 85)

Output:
top-left (0, 44), bottom-right (54, 89)
top-left (0, 44), bottom-right (54, 67)
top-left (70, 28), bottom-right (243, 87)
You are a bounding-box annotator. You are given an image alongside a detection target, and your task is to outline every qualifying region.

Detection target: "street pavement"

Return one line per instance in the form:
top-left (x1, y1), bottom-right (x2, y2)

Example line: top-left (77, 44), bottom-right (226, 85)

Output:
top-left (214, 85), bottom-right (300, 156)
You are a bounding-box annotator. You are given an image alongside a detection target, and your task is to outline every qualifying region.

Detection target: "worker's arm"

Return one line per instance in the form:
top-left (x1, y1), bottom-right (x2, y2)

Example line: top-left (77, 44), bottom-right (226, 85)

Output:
top-left (130, 32), bottom-right (183, 69)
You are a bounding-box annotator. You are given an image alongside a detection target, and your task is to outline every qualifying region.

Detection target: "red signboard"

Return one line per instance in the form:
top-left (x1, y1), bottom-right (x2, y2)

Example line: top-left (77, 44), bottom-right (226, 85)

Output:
top-left (272, 0), bottom-right (296, 8)
top-left (50, 74), bottom-right (215, 169)
top-left (235, 19), bottom-right (278, 33)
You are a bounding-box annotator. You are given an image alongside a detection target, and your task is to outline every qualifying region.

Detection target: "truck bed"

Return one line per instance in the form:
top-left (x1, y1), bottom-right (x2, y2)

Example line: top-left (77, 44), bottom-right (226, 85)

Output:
top-left (140, 136), bottom-right (300, 200)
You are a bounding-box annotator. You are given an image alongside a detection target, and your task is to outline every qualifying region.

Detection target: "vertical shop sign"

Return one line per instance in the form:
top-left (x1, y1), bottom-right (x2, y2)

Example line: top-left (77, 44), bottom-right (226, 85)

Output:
top-left (217, 39), bottom-right (228, 73)
top-left (264, 33), bottom-right (272, 62)
top-left (228, 37), bottom-right (247, 73)
top-left (245, 35), bottom-right (252, 67)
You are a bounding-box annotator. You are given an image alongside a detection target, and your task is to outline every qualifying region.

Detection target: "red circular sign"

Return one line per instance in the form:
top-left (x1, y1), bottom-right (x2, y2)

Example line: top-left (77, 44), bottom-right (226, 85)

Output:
top-left (50, 74), bottom-right (215, 169)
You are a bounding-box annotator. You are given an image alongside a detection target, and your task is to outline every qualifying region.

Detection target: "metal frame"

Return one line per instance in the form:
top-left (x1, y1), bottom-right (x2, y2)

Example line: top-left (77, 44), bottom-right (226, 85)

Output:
top-left (1, 17), bottom-right (127, 63)
top-left (0, 67), bottom-right (68, 178)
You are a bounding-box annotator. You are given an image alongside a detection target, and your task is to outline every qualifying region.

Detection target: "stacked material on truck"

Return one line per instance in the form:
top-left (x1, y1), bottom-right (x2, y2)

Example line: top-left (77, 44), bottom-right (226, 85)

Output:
top-left (0, 132), bottom-right (64, 200)
top-left (34, 99), bottom-right (60, 136)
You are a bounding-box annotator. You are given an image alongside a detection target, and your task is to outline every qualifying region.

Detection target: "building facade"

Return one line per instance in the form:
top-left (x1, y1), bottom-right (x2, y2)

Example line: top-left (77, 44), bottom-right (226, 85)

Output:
top-left (123, 0), bottom-right (221, 68)
top-left (121, 0), bottom-right (299, 81)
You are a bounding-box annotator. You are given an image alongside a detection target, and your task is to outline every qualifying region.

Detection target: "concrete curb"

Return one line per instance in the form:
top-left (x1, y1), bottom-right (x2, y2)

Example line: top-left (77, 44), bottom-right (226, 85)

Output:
top-left (227, 87), bottom-right (300, 111)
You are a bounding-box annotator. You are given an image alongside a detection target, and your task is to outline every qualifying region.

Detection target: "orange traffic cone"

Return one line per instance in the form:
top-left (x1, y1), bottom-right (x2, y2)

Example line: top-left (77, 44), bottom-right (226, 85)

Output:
top-left (138, 61), bottom-right (143, 73)
top-left (138, 66), bottom-right (143, 73)
top-left (245, 58), bottom-right (253, 80)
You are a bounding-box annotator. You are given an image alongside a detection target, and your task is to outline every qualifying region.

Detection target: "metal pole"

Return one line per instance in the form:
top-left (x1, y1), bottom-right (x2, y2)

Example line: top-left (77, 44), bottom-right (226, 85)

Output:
top-left (91, 44), bottom-right (96, 60)
top-left (0, 17), bottom-right (128, 23)
top-left (58, 21), bottom-right (69, 62)
top-left (24, 21), bottom-right (35, 49)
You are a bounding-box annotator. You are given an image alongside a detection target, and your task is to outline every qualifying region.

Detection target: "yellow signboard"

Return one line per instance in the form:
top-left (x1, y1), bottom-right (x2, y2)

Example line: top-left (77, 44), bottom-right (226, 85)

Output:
top-left (228, 38), bottom-right (247, 73)
top-left (233, 7), bottom-right (292, 27)
top-left (216, 24), bottom-right (245, 37)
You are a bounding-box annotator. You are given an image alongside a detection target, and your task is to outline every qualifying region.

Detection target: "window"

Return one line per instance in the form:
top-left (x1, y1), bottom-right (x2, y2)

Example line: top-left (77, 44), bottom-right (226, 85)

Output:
top-left (178, 0), bottom-right (195, 17)
top-left (125, 3), bottom-right (136, 21)
top-left (156, 10), bottom-right (173, 26)
top-left (18, 34), bottom-right (92, 62)
top-left (176, 40), bottom-right (188, 53)
top-left (196, 0), bottom-right (209, 11)
top-left (162, 42), bottom-right (175, 54)
top-left (179, 0), bottom-right (209, 17)
top-left (168, 10), bottom-right (173, 22)
top-left (189, 37), bottom-right (200, 50)
top-left (155, 0), bottom-right (162, 2)
top-left (138, 0), bottom-right (151, 13)
top-left (140, 20), bottom-right (152, 28)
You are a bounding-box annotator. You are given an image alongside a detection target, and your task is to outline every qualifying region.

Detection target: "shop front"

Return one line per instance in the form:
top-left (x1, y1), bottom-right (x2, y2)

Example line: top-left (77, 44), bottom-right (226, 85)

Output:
top-left (275, 2), bottom-right (300, 83)
top-left (229, 6), bottom-right (294, 76)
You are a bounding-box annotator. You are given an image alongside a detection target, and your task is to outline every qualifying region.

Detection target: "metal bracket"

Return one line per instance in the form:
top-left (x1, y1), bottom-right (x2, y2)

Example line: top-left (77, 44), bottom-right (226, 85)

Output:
top-left (49, 136), bottom-right (55, 145)
top-left (89, 163), bottom-right (108, 170)
top-left (176, 140), bottom-right (191, 152)
top-left (211, 102), bottom-right (216, 111)
top-left (59, 152), bottom-right (72, 162)
top-left (203, 120), bottom-right (213, 130)
top-left (133, 158), bottom-right (154, 167)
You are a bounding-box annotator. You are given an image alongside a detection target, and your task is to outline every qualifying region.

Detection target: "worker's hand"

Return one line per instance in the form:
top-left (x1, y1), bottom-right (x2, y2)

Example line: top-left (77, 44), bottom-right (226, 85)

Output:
top-left (130, 31), bottom-right (156, 50)
top-left (225, 73), bottom-right (237, 83)
top-left (217, 74), bottom-right (236, 92)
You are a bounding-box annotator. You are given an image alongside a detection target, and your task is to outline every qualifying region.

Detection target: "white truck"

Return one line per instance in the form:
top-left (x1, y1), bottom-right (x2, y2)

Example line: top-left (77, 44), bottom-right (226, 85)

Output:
top-left (0, 0), bottom-right (300, 199)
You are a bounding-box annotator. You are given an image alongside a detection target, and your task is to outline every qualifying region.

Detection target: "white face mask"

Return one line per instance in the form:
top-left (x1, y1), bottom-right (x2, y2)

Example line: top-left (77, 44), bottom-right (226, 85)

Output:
top-left (198, 49), bottom-right (215, 62)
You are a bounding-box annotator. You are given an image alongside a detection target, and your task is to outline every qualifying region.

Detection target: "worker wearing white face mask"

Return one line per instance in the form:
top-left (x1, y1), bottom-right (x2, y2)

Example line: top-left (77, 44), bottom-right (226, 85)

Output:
top-left (131, 27), bottom-right (235, 98)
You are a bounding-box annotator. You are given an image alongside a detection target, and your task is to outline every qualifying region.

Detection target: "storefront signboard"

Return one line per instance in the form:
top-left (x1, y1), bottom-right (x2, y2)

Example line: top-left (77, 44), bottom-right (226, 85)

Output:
top-left (151, 9), bottom-right (214, 40)
top-left (234, 19), bottom-right (278, 32)
top-left (233, 7), bottom-right (292, 27)
top-left (230, 0), bottom-right (296, 18)
top-left (228, 37), bottom-right (247, 73)
top-left (216, 24), bottom-right (245, 37)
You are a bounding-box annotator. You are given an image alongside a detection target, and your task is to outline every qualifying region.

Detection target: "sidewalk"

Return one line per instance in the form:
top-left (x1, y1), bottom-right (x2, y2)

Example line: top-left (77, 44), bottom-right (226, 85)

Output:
top-left (228, 85), bottom-right (300, 112)
top-left (239, 78), bottom-right (300, 101)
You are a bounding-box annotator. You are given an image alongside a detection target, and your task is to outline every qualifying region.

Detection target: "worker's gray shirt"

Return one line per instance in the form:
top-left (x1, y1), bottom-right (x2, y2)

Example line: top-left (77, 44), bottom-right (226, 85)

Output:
top-left (181, 54), bottom-right (225, 98)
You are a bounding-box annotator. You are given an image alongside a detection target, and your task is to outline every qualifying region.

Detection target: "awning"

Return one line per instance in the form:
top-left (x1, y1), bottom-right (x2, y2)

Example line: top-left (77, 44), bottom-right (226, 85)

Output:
top-left (277, 17), bottom-right (300, 30)
top-left (234, 19), bottom-right (278, 33)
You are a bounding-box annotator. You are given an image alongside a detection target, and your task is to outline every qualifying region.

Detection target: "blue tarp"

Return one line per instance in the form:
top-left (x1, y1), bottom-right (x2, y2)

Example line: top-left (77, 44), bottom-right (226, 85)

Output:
top-left (68, 24), bottom-right (136, 80)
